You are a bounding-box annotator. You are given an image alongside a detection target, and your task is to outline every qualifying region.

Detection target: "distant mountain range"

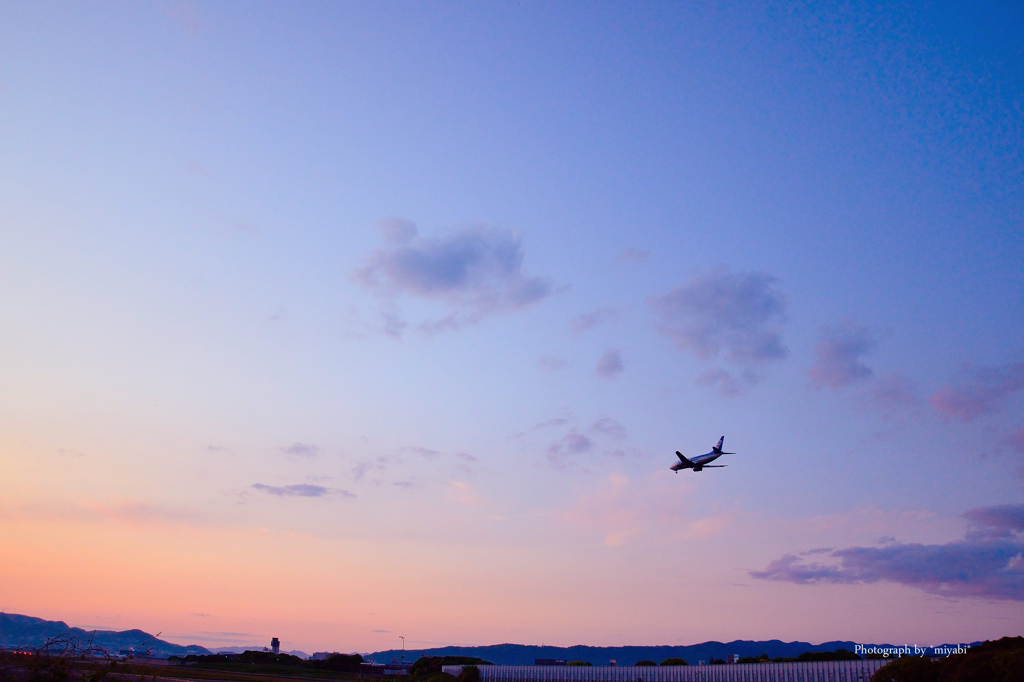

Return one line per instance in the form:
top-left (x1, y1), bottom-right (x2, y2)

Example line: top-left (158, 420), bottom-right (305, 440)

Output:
top-left (1, 613), bottom-right (976, 665)
top-left (0, 613), bottom-right (209, 658)
top-left (366, 641), bottom-right (906, 666)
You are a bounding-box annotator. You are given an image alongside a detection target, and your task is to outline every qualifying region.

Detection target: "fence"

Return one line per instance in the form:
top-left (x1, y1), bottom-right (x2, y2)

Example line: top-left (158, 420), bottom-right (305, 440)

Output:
top-left (442, 661), bottom-right (889, 682)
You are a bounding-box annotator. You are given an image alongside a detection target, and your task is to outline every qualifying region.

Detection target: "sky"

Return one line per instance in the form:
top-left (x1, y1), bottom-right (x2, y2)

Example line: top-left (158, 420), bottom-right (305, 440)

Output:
top-left (1, 0), bottom-right (1023, 656)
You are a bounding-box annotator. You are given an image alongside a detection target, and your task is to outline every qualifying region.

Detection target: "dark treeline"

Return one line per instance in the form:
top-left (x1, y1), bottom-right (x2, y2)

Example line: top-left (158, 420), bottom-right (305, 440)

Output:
top-left (171, 651), bottom-right (365, 672)
top-left (734, 649), bottom-right (862, 664)
top-left (869, 637), bottom-right (1024, 682)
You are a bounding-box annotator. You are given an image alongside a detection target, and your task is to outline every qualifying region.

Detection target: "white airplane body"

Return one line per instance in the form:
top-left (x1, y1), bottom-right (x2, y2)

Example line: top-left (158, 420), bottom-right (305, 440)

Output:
top-left (671, 436), bottom-right (733, 472)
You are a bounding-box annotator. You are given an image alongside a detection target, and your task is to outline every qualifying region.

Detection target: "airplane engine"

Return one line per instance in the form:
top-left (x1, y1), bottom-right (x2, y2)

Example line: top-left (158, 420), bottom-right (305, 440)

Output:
top-left (693, 466), bottom-right (702, 472)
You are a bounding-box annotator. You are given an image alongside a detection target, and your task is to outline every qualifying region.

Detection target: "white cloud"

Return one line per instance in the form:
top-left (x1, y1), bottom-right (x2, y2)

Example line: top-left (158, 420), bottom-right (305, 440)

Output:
top-left (353, 220), bottom-right (555, 333)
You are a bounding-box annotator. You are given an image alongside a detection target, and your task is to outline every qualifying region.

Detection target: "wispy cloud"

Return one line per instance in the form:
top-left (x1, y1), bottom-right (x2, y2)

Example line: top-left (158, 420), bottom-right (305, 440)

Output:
top-left (808, 323), bottom-right (876, 389)
top-left (1008, 428), bottom-right (1024, 453)
top-left (556, 473), bottom-right (725, 547)
top-left (648, 267), bottom-right (787, 364)
top-left (570, 307), bottom-right (617, 334)
top-left (251, 483), bottom-right (354, 499)
top-left (867, 373), bottom-right (920, 411)
top-left (392, 480), bottom-right (420, 490)
top-left (540, 356), bottom-right (568, 370)
top-left (281, 442), bottom-right (319, 458)
top-left (167, 1), bottom-right (202, 36)
top-left (697, 367), bottom-right (757, 396)
top-left (353, 220), bottom-right (555, 333)
top-left (617, 247), bottom-right (649, 265)
top-left (962, 504), bottom-right (1024, 539)
top-left (447, 480), bottom-right (485, 508)
top-left (589, 417), bottom-right (626, 439)
top-left (557, 433), bottom-right (593, 454)
top-left (376, 216), bottom-right (418, 245)
top-left (801, 547), bottom-right (835, 555)
top-left (930, 361), bottom-right (1024, 422)
top-left (559, 473), bottom-right (636, 546)
top-left (174, 631), bottom-right (263, 644)
top-left (595, 349), bottom-right (624, 378)
top-left (751, 504), bottom-right (1024, 601)
top-left (0, 499), bottom-right (205, 527)
top-left (402, 446), bottom-right (441, 460)
top-left (649, 268), bottom-right (786, 394)
top-left (380, 310), bottom-right (408, 337)
top-left (352, 457), bottom-right (389, 481)
top-left (546, 432), bottom-right (594, 469)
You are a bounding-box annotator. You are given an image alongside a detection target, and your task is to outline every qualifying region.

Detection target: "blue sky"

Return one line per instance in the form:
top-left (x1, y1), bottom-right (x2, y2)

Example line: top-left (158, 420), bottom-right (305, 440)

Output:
top-left (1, 0), bottom-right (1022, 653)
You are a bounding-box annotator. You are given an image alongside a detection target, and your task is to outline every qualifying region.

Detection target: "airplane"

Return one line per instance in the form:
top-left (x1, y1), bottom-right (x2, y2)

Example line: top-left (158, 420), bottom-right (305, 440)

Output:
top-left (671, 436), bottom-right (734, 472)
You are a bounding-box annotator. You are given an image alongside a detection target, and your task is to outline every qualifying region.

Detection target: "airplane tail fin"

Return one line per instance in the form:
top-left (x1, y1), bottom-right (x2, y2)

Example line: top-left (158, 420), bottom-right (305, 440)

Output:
top-left (715, 436), bottom-right (724, 450)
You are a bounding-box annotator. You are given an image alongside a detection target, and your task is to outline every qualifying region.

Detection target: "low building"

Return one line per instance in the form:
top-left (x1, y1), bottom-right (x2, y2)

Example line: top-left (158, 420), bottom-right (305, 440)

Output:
top-left (360, 662), bottom-right (412, 677)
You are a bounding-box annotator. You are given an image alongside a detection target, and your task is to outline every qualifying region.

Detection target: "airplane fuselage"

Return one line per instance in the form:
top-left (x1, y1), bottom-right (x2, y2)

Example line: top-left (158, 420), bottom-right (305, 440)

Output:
top-left (670, 451), bottom-right (722, 472)
top-left (671, 437), bottom-right (733, 472)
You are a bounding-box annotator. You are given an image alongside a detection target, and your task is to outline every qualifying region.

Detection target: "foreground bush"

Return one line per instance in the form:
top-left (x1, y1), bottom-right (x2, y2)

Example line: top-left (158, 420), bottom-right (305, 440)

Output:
top-left (871, 637), bottom-right (1024, 682)
top-left (456, 665), bottom-right (480, 682)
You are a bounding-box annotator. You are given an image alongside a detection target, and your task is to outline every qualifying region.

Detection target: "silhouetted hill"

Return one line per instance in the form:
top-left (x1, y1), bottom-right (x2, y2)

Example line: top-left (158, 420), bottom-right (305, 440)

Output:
top-left (368, 641), bottom-right (883, 666)
top-left (0, 613), bottom-right (209, 658)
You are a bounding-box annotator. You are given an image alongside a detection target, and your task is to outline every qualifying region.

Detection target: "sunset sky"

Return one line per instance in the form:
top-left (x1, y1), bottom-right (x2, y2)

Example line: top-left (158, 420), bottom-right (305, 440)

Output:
top-left (1, 1), bottom-right (1023, 655)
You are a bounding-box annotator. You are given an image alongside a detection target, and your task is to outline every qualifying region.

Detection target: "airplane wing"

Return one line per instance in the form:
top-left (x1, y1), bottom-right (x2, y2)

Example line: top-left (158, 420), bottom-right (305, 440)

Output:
top-left (675, 451), bottom-right (694, 465)
top-left (702, 465), bottom-right (727, 468)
